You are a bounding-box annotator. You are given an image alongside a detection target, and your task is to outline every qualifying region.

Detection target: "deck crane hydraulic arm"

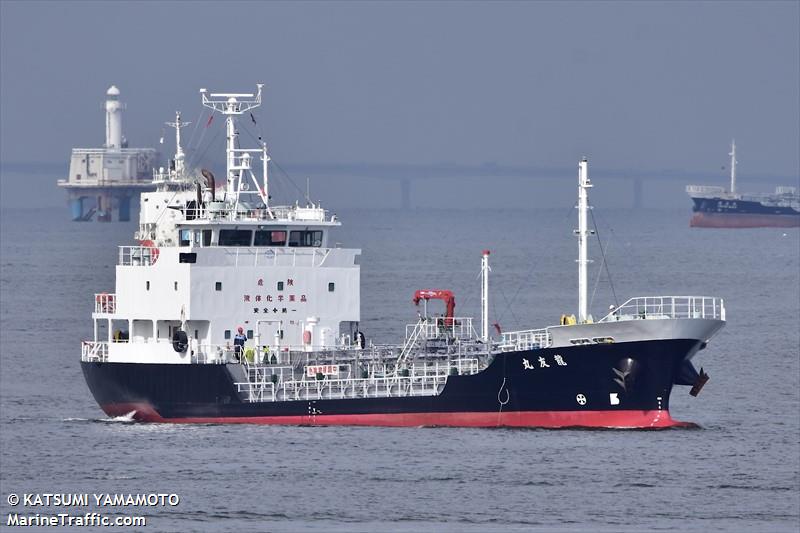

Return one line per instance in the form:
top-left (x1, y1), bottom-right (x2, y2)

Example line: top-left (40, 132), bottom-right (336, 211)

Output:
top-left (413, 289), bottom-right (456, 326)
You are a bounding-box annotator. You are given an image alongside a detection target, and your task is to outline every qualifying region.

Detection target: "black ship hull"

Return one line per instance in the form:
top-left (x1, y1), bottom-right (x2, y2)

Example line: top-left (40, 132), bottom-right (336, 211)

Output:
top-left (690, 197), bottom-right (800, 228)
top-left (81, 339), bottom-right (706, 428)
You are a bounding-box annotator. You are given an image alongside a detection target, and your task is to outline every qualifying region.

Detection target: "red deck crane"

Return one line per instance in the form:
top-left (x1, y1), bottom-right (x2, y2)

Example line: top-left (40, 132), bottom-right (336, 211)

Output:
top-left (413, 289), bottom-right (456, 326)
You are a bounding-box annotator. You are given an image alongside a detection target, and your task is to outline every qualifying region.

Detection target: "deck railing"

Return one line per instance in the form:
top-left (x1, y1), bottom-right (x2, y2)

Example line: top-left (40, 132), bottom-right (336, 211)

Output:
top-left (599, 296), bottom-right (725, 322)
top-left (227, 247), bottom-right (331, 268)
top-left (235, 361), bottom-right (467, 403)
top-left (94, 293), bottom-right (116, 314)
top-left (81, 341), bottom-right (108, 362)
top-left (498, 328), bottom-right (552, 351)
top-left (118, 246), bottom-right (159, 266)
top-left (403, 317), bottom-right (476, 342)
top-left (178, 204), bottom-right (330, 223)
top-left (686, 184), bottom-right (726, 195)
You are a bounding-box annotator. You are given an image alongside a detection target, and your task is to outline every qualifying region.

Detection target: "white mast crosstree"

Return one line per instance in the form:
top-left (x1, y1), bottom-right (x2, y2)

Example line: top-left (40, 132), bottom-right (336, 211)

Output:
top-left (200, 85), bottom-right (270, 212)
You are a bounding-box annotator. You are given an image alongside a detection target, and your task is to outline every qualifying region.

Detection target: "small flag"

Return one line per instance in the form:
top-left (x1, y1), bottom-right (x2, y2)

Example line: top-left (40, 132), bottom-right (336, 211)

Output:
top-left (250, 113), bottom-right (257, 125)
top-left (205, 115), bottom-right (214, 128)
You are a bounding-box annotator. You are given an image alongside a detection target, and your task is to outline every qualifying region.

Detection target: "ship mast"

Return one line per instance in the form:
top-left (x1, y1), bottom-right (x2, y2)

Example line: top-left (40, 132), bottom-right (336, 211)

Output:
top-left (165, 111), bottom-right (190, 178)
top-left (199, 85), bottom-right (264, 206)
top-left (576, 157), bottom-right (593, 323)
top-left (729, 139), bottom-right (737, 194)
top-left (480, 250), bottom-right (490, 342)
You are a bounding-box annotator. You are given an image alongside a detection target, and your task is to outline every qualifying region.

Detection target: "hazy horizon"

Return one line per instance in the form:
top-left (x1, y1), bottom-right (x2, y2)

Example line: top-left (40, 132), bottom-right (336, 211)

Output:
top-left (1, 1), bottom-right (798, 209)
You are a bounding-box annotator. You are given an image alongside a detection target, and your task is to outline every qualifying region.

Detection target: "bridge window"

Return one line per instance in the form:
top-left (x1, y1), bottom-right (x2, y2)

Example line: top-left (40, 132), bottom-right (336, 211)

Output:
top-left (202, 230), bottom-right (212, 246)
top-left (215, 282), bottom-right (222, 291)
top-left (254, 230), bottom-right (287, 246)
top-left (219, 229), bottom-right (252, 246)
top-left (288, 230), bottom-right (323, 247)
top-left (328, 282), bottom-right (335, 292)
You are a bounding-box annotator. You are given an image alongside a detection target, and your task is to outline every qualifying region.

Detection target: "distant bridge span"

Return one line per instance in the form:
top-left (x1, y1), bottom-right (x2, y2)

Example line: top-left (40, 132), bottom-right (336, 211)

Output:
top-left (3, 160), bottom-right (797, 210)
top-left (286, 162), bottom-right (798, 209)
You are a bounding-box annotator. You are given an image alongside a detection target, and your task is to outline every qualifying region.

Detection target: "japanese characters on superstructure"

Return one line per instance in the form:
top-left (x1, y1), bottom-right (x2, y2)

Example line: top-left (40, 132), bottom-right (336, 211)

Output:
top-left (99, 85), bottom-right (359, 362)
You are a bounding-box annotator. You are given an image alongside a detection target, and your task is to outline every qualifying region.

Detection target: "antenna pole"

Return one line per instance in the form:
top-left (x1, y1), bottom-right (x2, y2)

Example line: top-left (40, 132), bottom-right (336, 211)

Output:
top-left (577, 158), bottom-right (593, 323)
top-left (262, 142), bottom-right (270, 208)
top-left (200, 84), bottom-right (263, 203)
top-left (729, 139), bottom-right (737, 194)
top-left (481, 250), bottom-right (491, 342)
top-left (226, 113), bottom-right (236, 198)
top-left (165, 111), bottom-right (190, 178)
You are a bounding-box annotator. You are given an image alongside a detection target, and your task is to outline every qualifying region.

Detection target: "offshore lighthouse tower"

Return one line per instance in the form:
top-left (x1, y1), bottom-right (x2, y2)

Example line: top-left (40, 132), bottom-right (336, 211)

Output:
top-left (57, 86), bottom-right (158, 221)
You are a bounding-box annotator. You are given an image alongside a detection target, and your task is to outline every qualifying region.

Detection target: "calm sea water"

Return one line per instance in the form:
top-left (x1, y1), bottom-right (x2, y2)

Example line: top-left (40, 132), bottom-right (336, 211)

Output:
top-left (1, 205), bottom-right (798, 532)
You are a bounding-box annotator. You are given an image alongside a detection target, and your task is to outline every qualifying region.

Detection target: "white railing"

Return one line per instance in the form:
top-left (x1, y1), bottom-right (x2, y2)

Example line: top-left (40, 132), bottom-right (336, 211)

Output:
top-left (135, 223), bottom-right (157, 242)
top-left (397, 317), bottom-right (479, 366)
top-left (193, 343), bottom-right (296, 365)
top-left (498, 328), bottom-right (552, 351)
top-left (189, 204), bottom-right (330, 223)
top-left (686, 184), bottom-right (726, 195)
top-left (397, 320), bottom-right (425, 365)
top-left (228, 247), bottom-right (331, 268)
top-left (71, 148), bottom-right (157, 155)
top-left (81, 341), bottom-right (109, 362)
top-left (404, 317), bottom-right (476, 342)
top-left (237, 372), bottom-right (451, 403)
top-left (448, 358), bottom-right (479, 376)
top-left (599, 296), bottom-right (725, 322)
top-left (119, 246), bottom-right (159, 266)
top-left (94, 293), bottom-right (116, 314)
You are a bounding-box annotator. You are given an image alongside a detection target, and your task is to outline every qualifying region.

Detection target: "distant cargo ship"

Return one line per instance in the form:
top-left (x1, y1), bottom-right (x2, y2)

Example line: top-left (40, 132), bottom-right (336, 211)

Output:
top-left (686, 141), bottom-right (799, 228)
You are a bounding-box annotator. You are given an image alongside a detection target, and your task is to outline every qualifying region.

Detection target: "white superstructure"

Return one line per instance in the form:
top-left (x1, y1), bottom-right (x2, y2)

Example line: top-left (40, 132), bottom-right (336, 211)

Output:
top-left (92, 85), bottom-right (360, 364)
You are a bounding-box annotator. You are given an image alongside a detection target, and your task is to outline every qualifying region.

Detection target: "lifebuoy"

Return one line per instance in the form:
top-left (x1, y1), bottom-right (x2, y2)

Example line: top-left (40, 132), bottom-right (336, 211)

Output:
top-left (140, 239), bottom-right (160, 265)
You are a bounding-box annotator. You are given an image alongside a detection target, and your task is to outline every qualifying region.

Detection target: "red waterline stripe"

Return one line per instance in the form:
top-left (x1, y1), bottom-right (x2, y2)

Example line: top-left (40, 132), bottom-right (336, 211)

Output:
top-left (102, 403), bottom-right (692, 429)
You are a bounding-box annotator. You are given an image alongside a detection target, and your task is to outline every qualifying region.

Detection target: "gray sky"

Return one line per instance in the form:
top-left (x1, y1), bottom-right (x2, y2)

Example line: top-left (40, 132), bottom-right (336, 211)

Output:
top-left (1, 0), bottom-right (798, 207)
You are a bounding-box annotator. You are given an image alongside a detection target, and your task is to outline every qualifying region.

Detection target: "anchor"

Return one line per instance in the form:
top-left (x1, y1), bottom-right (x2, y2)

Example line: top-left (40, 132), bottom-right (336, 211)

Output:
top-left (689, 368), bottom-right (709, 397)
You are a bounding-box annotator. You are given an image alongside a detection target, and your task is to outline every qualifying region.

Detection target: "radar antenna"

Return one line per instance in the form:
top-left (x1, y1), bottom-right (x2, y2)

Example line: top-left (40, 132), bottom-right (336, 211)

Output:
top-left (199, 85), bottom-right (270, 214)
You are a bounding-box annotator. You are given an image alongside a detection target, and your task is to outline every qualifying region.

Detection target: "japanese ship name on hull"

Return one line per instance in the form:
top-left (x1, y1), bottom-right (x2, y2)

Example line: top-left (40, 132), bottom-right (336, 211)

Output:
top-left (79, 84), bottom-right (726, 429)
